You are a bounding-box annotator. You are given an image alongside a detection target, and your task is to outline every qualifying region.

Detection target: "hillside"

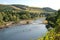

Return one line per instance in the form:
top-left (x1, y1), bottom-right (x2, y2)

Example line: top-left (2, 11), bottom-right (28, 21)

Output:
top-left (0, 4), bottom-right (57, 28)
top-left (12, 4), bottom-right (45, 13)
top-left (0, 4), bottom-right (56, 13)
top-left (43, 7), bottom-right (56, 12)
top-left (0, 4), bottom-right (21, 12)
top-left (12, 4), bottom-right (56, 13)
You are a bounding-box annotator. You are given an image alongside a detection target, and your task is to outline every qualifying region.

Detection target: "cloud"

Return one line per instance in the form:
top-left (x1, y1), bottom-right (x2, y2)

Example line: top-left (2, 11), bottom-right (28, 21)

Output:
top-left (0, 0), bottom-right (60, 10)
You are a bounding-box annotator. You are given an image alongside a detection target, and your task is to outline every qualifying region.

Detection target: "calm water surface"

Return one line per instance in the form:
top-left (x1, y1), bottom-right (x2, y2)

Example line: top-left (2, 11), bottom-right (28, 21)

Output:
top-left (0, 18), bottom-right (48, 40)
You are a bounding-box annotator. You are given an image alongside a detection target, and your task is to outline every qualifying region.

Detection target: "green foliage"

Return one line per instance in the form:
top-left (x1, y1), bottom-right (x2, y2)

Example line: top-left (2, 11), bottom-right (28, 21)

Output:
top-left (0, 10), bottom-right (42, 25)
top-left (39, 9), bottom-right (60, 40)
top-left (38, 29), bottom-right (55, 40)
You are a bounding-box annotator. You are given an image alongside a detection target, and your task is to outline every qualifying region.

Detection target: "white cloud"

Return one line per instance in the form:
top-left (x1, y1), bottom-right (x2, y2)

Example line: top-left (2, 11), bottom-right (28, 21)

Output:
top-left (0, 0), bottom-right (60, 10)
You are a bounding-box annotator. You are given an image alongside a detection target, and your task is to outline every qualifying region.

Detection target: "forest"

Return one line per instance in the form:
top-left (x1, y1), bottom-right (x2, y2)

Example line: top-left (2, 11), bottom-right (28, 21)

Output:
top-left (38, 10), bottom-right (60, 40)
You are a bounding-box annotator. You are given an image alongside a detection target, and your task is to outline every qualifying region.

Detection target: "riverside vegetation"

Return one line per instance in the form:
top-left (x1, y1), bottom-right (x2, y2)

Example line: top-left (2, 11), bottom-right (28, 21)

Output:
top-left (0, 5), bottom-right (43, 28)
top-left (0, 4), bottom-right (56, 28)
top-left (0, 4), bottom-right (59, 40)
top-left (38, 10), bottom-right (60, 40)
top-left (0, 10), bottom-right (41, 28)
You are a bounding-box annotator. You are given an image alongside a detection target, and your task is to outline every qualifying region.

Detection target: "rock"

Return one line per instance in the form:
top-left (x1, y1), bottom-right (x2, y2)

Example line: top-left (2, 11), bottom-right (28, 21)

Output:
top-left (43, 20), bottom-right (48, 24)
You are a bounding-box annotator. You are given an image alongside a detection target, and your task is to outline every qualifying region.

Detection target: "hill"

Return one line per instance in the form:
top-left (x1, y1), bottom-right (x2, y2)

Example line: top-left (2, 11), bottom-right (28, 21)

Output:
top-left (0, 4), bottom-right (56, 13)
top-left (0, 4), bottom-right (21, 12)
top-left (12, 4), bottom-right (56, 13)
top-left (0, 4), bottom-right (57, 27)
top-left (43, 7), bottom-right (56, 12)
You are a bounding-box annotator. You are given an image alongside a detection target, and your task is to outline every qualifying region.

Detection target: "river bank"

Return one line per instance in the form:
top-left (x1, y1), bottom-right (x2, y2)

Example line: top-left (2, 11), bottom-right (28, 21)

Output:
top-left (0, 17), bottom-right (47, 29)
top-left (0, 20), bottom-right (33, 29)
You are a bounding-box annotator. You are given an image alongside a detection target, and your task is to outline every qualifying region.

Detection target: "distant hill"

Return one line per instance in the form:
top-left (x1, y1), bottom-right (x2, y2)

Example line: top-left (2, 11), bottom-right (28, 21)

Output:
top-left (0, 4), bottom-right (56, 13)
top-left (11, 4), bottom-right (45, 13)
top-left (0, 4), bottom-right (21, 12)
top-left (43, 7), bottom-right (56, 12)
top-left (11, 4), bottom-right (28, 10)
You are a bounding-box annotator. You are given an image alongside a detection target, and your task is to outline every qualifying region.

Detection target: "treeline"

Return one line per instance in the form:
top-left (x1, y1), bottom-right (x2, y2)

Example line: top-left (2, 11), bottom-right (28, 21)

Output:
top-left (46, 9), bottom-right (60, 32)
top-left (0, 10), bottom-right (41, 25)
top-left (38, 10), bottom-right (60, 40)
top-left (0, 4), bottom-right (56, 26)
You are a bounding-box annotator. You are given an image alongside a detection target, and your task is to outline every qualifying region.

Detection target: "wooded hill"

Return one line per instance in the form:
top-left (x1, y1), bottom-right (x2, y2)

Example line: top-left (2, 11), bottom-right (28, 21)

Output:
top-left (0, 4), bottom-right (56, 13)
top-left (0, 4), bottom-right (56, 26)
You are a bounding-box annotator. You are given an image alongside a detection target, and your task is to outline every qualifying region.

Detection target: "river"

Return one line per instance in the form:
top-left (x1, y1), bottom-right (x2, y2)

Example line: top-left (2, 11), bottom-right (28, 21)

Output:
top-left (0, 17), bottom-right (48, 40)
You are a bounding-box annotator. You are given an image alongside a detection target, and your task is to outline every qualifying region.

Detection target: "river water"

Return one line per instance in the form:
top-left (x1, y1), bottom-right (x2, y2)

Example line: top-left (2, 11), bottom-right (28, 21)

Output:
top-left (0, 17), bottom-right (48, 40)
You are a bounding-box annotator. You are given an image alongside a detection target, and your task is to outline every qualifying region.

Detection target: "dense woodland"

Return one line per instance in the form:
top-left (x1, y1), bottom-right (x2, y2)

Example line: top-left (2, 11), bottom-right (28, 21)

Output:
top-left (0, 10), bottom-right (42, 25)
top-left (38, 10), bottom-right (60, 40)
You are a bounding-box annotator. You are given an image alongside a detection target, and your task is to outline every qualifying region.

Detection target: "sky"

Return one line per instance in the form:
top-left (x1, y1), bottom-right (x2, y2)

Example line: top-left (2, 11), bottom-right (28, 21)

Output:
top-left (0, 0), bottom-right (60, 10)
